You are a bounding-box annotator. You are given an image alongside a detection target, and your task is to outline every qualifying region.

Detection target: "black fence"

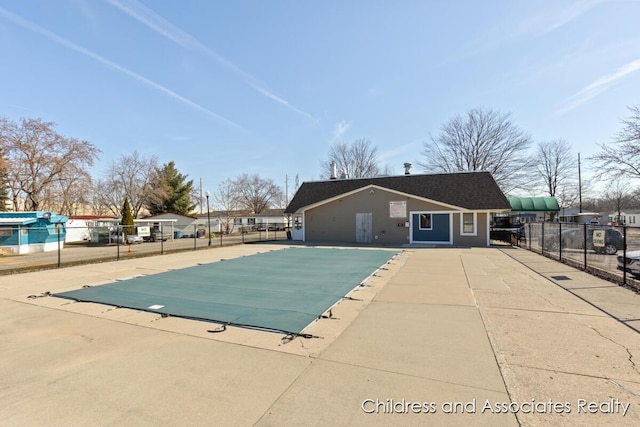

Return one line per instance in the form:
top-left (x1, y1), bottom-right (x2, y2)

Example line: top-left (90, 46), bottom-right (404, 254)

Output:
top-left (0, 223), bottom-right (291, 274)
top-left (503, 223), bottom-right (640, 292)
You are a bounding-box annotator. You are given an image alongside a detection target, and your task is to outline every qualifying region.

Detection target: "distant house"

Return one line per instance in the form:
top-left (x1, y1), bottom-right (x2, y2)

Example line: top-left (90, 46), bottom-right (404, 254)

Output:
top-left (67, 215), bottom-right (120, 243)
top-left (607, 211), bottom-right (640, 226)
top-left (235, 209), bottom-right (288, 231)
top-left (284, 171), bottom-right (511, 246)
top-left (136, 213), bottom-right (199, 239)
top-left (0, 211), bottom-right (68, 255)
top-left (199, 209), bottom-right (288, 234)
top-left (557, 207), bottom-right (601, 224)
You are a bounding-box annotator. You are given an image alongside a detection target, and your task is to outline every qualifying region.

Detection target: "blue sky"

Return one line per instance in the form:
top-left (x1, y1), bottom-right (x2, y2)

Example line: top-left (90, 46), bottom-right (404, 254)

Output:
top-left (1, 0), bottom-right (639, 201)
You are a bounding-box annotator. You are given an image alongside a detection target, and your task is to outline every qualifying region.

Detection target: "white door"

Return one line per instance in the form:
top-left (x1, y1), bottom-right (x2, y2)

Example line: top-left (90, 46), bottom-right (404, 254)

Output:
top-left (356, 213), bottom-right (373, 243)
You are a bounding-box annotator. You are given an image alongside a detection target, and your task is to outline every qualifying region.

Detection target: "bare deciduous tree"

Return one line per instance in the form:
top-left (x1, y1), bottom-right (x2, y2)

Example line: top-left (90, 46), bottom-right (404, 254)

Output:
top-left (418, 108), bottom-right (533, 194)
top-left (96, 150), bottom-right (159, 218)
top-left (321, 138), bottom-right (382, 179)
top-left (0, 117), bottom-right (100, 211)
top-left (601, 181), bottom-right (633, 224)
top-left (0, 148), bottom-right (9, 211)
top-left (233, 174), bottom-right (281, 214)
top-left (534, 138), bottom-right (577, 196)
top-left (213, 178), bottom-right (240, 234)
top-left (47, 163), bottom-right (94, 216)
top-left (591, 105), bottom-right (640, 180)
top-left (90, 178), bottom-right (115, 216)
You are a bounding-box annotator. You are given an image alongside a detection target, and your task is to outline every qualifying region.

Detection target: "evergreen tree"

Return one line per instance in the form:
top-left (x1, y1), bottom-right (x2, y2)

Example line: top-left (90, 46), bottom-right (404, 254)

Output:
top-left (147, 161), bottom-right (196, 215)
top-left (121, 197), bottom-right (135, 235)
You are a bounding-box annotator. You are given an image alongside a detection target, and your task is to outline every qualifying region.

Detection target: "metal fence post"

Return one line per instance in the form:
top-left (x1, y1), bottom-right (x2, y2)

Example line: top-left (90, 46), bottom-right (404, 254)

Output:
top-left (541, 222), bottom-right (545, 256)
top-left (583, 223), bottom-right (587, 271)
top-left (623, 225), bottom-right (627, 286)
top-left (57, 225), bottom-right (61, 268)
top-left (193, 224), bottom-right (197, 250)
top-left (161, 224), bottom-right (164, 255)
top-left (559, 222), bottom-right (562, 262)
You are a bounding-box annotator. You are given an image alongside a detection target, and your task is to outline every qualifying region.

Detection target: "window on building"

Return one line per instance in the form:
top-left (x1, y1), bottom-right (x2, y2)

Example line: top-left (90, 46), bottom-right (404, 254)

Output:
top-left (461, 212), bottom-right (476, 235)
top-left (419, 214), bottom-right (432, 230)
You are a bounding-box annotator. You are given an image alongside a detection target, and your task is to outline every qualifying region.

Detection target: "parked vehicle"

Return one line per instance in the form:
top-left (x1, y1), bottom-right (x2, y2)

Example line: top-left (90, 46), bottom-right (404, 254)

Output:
top-left (590, 228), bottom-right (624, 255)
top-left (110, 231), bottom-right (144, 244)
top-left (126, 234), bottom-right (144, 244)
top-left (617, 251), bottom-right (640, 278)
top-left (149, 229), bottom-right (170, 242)
top-left (256, 224), bottom-right (287, 231)
top-left (491, 219), bottom-right (526, 243)
top-left (540, 227), bottom-right (623, 255)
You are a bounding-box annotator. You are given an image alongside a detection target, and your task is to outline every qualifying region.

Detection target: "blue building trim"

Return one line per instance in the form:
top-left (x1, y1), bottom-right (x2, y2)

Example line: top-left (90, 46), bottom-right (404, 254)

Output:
top-left (410, 212), bottom-right (452, 244)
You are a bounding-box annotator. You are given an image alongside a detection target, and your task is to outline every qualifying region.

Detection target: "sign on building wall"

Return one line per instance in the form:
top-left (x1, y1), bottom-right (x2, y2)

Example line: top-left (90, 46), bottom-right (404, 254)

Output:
top-left (389, 201), bottom-right (407, 218)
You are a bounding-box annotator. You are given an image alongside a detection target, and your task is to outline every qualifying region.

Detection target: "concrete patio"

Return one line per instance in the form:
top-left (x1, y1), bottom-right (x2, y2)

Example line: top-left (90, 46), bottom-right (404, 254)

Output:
top-left (0, 244), bottom-right (638, 426)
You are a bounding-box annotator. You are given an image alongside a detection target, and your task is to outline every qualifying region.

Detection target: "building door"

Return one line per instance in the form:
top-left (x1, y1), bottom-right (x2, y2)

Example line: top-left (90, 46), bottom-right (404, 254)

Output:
top-left (355, 213), bottom-right (373, 243)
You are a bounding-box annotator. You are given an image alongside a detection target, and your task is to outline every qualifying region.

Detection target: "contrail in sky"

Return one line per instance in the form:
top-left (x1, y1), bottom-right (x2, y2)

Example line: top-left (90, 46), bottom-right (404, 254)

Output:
top-left (556, 58), bottom-right (640, 115)
top-left (107, 0), bottom-right (315, 120)
top-left (0, 6), bottom-right (246, 130)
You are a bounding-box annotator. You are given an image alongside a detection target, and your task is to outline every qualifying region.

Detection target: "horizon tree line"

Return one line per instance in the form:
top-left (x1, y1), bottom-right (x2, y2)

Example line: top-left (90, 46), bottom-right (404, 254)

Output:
top-left (2, 105), bottom-right (640, 218)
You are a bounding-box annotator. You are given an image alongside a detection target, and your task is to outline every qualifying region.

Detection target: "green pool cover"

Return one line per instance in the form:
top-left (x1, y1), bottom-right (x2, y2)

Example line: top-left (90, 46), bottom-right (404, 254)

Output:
top-left (54, 247), bottom-right (397, 335)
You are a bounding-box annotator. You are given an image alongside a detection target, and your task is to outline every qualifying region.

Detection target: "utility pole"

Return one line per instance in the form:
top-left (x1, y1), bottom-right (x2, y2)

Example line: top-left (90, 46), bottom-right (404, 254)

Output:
top-left (199, 178), bottom-right (203, 214)
top-left (285, 174), bottom-right (289, 206)
top-left (578, 153), bottom-right (582, 213)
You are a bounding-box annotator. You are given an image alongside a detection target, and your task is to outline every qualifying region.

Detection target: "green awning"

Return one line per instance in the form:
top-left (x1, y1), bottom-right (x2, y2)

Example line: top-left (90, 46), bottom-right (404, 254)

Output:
top-left (508, 197), bottom-right (560, 212)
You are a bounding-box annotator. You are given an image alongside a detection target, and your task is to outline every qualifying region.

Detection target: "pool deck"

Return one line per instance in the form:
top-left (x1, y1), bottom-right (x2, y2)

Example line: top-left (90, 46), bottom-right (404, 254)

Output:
top-left (1, 244), bottom-right (639, 426)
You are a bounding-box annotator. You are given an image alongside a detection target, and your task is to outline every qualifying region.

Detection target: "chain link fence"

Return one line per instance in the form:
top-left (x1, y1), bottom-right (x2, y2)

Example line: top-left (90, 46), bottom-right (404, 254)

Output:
top-left (0, 223), bottom-right (291, 274)
top-left (515, 223), bottom-right (640, 292)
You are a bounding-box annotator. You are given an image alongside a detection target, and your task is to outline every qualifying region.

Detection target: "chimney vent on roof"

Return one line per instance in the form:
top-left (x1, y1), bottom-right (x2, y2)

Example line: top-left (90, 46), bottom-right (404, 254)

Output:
top-left (404, 162), bottom-right (412, 175)
top-left (340, 170), bottom-right (349, 180)
top-left (330, 161), bottom-right (338, 180)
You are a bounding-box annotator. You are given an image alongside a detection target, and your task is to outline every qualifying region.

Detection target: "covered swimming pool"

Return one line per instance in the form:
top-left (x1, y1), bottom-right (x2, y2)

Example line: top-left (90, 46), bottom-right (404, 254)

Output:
top-left (54, 247), bottom-right (397, 335)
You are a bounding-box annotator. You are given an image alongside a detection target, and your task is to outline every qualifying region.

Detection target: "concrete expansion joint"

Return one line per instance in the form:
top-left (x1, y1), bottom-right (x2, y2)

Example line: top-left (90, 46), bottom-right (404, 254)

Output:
top-left (321, 358), bottom-right (509, 395)
top-left (609, 378), bottom-right (640, 399)
top-left (488, 306), bottom-right (580, 316)
top-left (512, 363), bottom-right (638, 384)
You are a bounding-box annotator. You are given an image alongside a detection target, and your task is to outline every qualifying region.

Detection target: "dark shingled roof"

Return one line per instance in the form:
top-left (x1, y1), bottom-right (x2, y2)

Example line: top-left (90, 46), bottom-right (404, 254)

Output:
top-left (284, 171), bottom-right (511, 214)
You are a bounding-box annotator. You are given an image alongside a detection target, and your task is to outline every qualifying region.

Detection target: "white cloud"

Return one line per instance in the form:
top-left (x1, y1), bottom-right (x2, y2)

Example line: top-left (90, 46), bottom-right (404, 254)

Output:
top-left (556, 58), bottom-right (640, 114)
top-left (107, 0), bottom-right (314, 120)
top-left (0, 6), bottom-right (245, 130)
top-left (331, 121), bottom-right (350, 142)
top-left (71, 0), bottom-right (98, 25)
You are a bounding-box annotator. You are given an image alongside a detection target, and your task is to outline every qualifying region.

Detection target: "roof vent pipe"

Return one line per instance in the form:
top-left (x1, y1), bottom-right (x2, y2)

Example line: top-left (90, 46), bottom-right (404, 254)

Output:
top-left (330, 161), bottom-right (338, 180)
top-left (404, 162), bottom-right (412, 175)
